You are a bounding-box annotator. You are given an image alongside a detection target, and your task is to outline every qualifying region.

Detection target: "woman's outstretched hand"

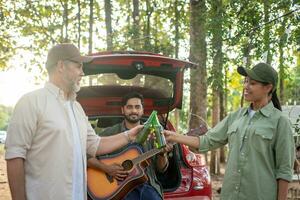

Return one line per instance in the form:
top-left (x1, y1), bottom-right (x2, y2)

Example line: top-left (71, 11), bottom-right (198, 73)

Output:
top-left (163, 130), bottom-right (177, 143)
top-left (163, 129), bottom-right (200, 150)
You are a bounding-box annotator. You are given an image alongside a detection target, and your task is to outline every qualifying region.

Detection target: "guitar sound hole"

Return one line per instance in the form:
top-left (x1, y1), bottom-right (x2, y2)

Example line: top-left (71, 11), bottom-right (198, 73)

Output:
top-left (122, 160), bottom-right (133, 171)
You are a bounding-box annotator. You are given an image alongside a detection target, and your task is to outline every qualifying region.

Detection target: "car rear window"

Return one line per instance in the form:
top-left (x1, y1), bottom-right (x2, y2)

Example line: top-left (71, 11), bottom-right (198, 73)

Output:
top-left (81, 73), bottom-right (173, 98)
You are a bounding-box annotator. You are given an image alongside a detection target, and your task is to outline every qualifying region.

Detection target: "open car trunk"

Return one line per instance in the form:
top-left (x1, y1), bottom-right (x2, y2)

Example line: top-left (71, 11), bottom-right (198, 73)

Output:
top-left (78, 52), bottom-right (211, 199)
top-left (78, 52), bottom-right (197, 116)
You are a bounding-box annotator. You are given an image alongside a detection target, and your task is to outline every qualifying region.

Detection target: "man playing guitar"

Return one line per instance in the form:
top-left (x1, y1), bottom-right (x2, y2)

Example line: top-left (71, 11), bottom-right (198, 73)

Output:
top-left (87, 92), bottom-right (173, 200)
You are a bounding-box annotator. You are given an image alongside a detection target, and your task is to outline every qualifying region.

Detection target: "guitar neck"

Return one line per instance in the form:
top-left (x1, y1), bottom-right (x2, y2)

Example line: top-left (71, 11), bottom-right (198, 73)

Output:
top-left (131, 147), bottom-right (163, 165)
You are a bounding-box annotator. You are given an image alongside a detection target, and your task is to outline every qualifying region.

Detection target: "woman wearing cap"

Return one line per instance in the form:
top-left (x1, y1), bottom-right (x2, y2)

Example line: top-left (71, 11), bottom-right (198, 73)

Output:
top-left (164, 63), bottom-right (295, 200)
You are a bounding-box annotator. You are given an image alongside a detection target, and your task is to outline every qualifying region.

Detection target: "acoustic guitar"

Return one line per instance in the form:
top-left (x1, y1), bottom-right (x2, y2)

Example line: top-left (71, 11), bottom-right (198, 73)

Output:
top-left (87, 144), bottom-right (165, 200)
top-left (87, 122), bottom-right (208, 200)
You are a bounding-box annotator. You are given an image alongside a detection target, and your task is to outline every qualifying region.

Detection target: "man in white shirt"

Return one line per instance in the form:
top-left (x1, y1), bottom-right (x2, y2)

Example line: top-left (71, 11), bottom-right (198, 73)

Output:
top-left (5, 43), bottom-right (142, 200)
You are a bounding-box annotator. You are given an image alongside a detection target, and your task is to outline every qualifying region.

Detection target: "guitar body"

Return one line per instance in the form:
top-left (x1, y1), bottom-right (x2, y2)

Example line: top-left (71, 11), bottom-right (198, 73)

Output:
top-left (87, 144), bottom-right (148, 200)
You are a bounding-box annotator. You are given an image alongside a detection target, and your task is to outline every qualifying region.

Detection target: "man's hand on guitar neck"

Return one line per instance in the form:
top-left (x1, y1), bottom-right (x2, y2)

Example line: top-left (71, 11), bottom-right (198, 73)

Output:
top-left (161, 143), bottom-right (173, 155)
top-left (156, 143), bottom-right (173, 173)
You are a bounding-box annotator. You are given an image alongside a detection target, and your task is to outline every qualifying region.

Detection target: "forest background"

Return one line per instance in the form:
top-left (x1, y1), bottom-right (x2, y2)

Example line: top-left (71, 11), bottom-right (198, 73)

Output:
top-left (0, 0), bottom-right (299, 174)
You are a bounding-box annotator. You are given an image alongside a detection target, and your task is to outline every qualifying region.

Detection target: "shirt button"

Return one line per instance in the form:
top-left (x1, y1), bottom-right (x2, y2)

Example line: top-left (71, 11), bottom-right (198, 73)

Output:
top-left (238, 170), bottom-right (241, 173)
top-left (235, 186), bottom-right (239, 190)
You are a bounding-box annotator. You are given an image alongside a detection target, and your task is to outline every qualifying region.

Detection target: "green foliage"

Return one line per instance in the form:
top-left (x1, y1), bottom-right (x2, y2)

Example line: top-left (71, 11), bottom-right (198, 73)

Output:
top-left (0, 105), bottom-right (13, 130)
top-left (0, 2), bottom-right (17, 69)
top-left (0, 0), bottom-right (299, 130)
top-left (284, 55), bottom-right (300, 104)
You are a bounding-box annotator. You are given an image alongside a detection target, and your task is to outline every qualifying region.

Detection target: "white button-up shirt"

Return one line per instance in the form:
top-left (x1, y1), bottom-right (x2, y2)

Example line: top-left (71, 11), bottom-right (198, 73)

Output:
top-left (5, 82), bottom-right (100, 200)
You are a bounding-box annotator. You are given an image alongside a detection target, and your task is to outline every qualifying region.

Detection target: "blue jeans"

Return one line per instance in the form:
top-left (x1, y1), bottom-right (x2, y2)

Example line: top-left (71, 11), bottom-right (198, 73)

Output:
top-left (123, 183), bottom-right (162, 200)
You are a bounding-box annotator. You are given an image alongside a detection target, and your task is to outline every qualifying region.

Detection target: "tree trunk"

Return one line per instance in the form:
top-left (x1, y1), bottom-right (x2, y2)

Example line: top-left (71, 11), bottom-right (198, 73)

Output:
top-left (263, 0), bottom-right (272, 64)
top-left (144, 0), bottom-right (152, 51)
top-left (104, 0), bottom-right (113, 50)
top-left (174, 0), bottom-right (180, 58)
top-left (62, 0), bottom-right (68, 42)
top-left (210, 0), bottom-right (223, 175)
top-left (88, 0), bottom-right (94, 54)
top-left (153, 12), bottom-right (158, 53)
top-left (278, 17), bottom-right (287, 104)
top-left (240, 43), bottom-right (252, 107)
top-left (174, 0), bottom-right (180, 131)
top-left (132, 0), bottom-right (140, 50)
top-left (220, 65), bottom-right (228, 163)
top-left (189, 0), bottom-right (207, 130)
top-left (211, 90), bottom-right (220, 174)
top-left (88, 0), bottom-right (94, 86)
top-left (219, 89), bottom-right (226, 163)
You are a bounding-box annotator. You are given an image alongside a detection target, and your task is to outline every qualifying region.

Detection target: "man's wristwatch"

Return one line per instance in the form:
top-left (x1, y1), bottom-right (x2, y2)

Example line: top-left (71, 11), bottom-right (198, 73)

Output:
top-left (123, 130), bottom-right (131, 143)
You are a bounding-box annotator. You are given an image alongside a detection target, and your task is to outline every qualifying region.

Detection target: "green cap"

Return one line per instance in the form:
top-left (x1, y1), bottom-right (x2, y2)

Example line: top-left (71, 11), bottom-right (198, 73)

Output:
top-left (237, 62), bottom-right (278, 91)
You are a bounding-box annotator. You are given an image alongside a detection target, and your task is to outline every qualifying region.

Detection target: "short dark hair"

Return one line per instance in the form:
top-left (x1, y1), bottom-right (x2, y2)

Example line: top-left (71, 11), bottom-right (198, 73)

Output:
top-left (122, 92), bottom-right (144, 106)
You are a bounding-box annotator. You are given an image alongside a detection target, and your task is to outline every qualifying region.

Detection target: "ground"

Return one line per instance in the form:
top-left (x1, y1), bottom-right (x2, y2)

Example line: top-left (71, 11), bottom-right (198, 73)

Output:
top-left (211, 174), bottom-right (223, 199)
top-left (1, 144), bottom-right (298, 200)
top-left (0, 145), bottom-right (11, 200)
top-left (0, 143), bottom-right (224, 200)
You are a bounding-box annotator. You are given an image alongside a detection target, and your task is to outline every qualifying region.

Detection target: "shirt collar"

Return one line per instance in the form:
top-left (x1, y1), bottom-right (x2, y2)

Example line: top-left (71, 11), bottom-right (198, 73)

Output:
top-left (258, 101), bottom-right (274, 117)
top-left (121, 120), bottom-right (143, 131)
top-left (243, 101), bottom-right (274, 117)
top-left (45, 82), bottom-right (77, 101)
top-left (121, 121), bottom-right (128, 131)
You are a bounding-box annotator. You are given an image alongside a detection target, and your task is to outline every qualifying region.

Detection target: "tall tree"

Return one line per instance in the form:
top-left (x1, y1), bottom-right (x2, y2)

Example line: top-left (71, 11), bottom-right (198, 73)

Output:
top-left (104, 0), bottom-right (113, 50)
top-left (143, 0), bottom-right (153, 51)
top-left (189, 0), bottom-right (207, 129)
top-left (88, 0), bottom-right (94, 86)
top-left (278, 17), bottom-right (288, 103)
top-left (173, 0), bottom-right (180, 130)
top-left (132, 0), bottom-right (140, 50)
top-left (263, 0), bottom-right (272, 64)
top-left (209, 0), bottom-right (223, 175)
top-left (61, 0), bottom-right (69, 42)
top-left (276, 0), bottom-right (294, 104)
top-left (88, 0), bottom-right (94, 54)
top-left (174, 0), bottom-right (180, 58)
top-left (220, 65), bottom-right (228, 163)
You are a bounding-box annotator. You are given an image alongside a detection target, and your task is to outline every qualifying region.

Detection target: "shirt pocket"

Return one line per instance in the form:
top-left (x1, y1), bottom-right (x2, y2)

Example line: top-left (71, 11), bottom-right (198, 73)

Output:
top-left (252, 127), bottom-right (274, 154)
top-left (226, 124), bottom-right (238, 150)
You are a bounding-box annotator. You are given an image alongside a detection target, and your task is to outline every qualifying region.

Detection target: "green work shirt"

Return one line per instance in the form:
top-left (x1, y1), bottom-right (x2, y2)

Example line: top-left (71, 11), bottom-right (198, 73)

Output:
top-left (198, 102), bottom-right (295, 200)
top-left (99, 122), bottom-right (164, 199)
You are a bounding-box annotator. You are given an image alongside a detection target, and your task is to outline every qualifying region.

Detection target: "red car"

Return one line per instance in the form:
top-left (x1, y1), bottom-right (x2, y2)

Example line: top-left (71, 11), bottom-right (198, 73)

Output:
top-left (77, 51), bottom-right (212, 200)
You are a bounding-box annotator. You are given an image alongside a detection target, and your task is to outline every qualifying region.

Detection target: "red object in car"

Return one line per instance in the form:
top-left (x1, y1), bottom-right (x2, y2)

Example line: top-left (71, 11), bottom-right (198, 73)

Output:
top-left (77, 51), bottom-right (212, 199)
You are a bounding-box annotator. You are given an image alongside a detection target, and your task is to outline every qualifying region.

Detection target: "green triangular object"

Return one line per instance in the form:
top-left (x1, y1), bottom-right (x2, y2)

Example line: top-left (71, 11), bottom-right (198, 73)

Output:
top-left (135, 110), bottom-right (166, 149)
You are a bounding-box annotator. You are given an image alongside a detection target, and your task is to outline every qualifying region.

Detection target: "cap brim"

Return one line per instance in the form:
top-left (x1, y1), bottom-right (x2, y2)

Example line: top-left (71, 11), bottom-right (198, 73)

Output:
top-left (237, 66), bottom-right (248, 76)
top-left (71, 55), bottom-right (94, 63)
top-left (237, 66), bottom-right (264, 82)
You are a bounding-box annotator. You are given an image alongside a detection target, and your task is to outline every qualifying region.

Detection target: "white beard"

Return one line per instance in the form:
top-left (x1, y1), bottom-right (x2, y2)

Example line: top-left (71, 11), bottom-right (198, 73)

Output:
top-left (73, 83), bottom-right (81, 93)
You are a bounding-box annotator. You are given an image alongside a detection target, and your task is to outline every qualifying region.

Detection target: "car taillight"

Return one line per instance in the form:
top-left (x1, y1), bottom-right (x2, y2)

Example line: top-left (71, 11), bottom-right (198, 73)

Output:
top-left (182, 145), bottom-right (211, 194)
top-left (185, 152), bottom-right (206, 166)
top-left (177, 168), bottom-right (192, 192)
top-left (182, 145), bottom-right (206, 167)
